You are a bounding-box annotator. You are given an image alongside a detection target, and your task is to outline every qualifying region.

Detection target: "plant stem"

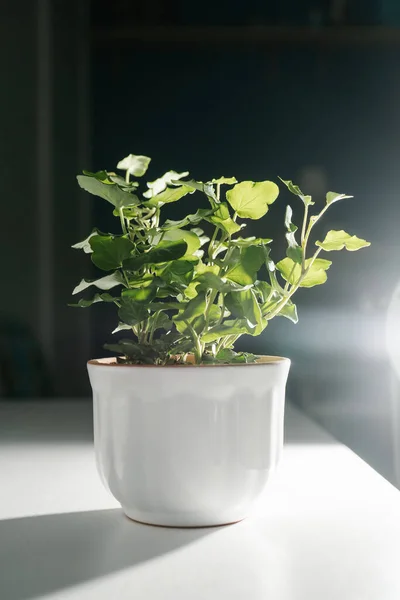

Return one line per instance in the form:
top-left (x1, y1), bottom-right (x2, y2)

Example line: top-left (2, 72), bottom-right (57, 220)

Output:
top-left (208, 228), bottom-right (219, 262)
top-left (284, 263), bottom-right (297, 292)
top-left (125, 170), bottom-right (130, 184)
top-left (185, 320), bottom-right (203, 363)
top-left (118, 208), bottom-right (127, 235)
top-left (215, 338), bottom-right (225, 355)
top-left (301, 204), bottom-right (309, 245)
top-left (302, 204), bottom-right (329, 263)
top-left (204, 289), bottom-right (218, 328)
top-left (216, 293), bottom-right (225, 326)
top-left (149, 311), bottom-right (161, 344)
top-left (121, 269), bottom-right (130, 288)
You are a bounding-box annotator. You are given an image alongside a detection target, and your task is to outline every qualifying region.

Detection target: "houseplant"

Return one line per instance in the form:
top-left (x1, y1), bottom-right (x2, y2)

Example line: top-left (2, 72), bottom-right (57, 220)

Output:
top-left (71, 153), bottom-right (370, 527)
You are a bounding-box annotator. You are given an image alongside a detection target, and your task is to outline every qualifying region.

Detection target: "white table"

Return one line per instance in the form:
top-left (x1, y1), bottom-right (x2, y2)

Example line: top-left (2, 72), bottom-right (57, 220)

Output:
top-left (1, 401), bottom-right (400, 600)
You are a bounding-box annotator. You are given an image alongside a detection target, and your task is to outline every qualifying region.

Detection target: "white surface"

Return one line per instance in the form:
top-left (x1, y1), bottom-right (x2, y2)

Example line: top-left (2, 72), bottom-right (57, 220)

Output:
top-left (88, 358), bottom-right (290, 526)
top-left (1, 401), bottom-right (400, 600)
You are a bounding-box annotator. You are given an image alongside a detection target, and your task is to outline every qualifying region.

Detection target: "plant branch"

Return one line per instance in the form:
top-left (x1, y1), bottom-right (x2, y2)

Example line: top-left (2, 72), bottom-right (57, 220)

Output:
top-left (266, 248), bottom-right (322, 320)
top-left (184, 320), bottom-right (203, 363)
top-left (118, 208), bottom-right (127, 235)
top-left (149, 311), bottom-right (161, 344)
top-left (208, 227), bottom-right (219, 262)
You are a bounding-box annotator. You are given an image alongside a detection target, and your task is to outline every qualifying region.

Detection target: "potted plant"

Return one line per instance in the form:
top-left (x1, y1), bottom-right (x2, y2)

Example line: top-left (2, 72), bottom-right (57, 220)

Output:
top-left (71, 153), bottom-right (370, 527)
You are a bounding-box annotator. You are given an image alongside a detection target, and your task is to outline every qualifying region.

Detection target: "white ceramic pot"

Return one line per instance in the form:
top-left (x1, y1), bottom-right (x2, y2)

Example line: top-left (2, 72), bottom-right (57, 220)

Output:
top-left (88, 356), bottom-right (290, 527)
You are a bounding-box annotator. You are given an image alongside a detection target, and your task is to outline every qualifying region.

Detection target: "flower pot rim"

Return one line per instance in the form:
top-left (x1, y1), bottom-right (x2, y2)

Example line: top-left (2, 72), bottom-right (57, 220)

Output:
top-left (87, 355), bottom-right (290, 368)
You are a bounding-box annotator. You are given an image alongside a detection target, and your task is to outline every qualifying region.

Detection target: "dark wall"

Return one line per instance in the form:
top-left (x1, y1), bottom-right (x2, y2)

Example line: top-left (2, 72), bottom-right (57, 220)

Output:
top-left (91, 39), bottom-right (400, 482)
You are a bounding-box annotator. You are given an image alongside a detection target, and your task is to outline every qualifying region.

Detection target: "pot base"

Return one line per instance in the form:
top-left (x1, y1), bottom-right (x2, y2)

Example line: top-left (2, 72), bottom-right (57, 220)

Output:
top-left (122, 507), bottom-right (247, 529)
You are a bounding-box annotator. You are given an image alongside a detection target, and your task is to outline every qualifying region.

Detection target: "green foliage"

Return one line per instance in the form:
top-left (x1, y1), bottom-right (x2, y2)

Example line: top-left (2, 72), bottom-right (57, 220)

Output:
top-left (284, 205), bottom-right (302, 264)
top-left (90, 235), bottom-right (134, 271)
top-left (276, 257), bottom-right (332, 287)
top-left (70, 154), bottom-right (370, 364)
top-left (316, 230), bottom-right (370, 251)
top-left (116, 154), bottom-right (151, 177)
top-left (77, 173), bottom-right (139, 209)
top-left (226, 181), bottom-right (279, 219)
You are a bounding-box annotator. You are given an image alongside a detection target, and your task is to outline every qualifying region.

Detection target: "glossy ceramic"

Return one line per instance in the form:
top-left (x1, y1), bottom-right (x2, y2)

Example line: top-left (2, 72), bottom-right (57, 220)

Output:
top-left (87, 356), bottom-right (290, 527)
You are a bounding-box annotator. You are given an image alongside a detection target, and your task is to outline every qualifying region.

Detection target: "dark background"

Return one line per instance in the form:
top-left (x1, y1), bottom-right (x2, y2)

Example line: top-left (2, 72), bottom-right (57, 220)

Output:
top-left (1, 0), bottom-right (400, 486)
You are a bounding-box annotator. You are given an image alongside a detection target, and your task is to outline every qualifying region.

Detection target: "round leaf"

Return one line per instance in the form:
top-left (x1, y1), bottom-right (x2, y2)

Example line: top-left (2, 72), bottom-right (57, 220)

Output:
top-left (162, 229), bottom-right (201, 257)
top-left (225, 246), bottom-right (265, 286)
top-left (117, 154), bottom-right (151, 177)
top-left (226, 180), bottom-right (279, 219)
top-left (118, 297), bottom-right (148, 326)
top-left (90, 235), bottom-right (134, 271)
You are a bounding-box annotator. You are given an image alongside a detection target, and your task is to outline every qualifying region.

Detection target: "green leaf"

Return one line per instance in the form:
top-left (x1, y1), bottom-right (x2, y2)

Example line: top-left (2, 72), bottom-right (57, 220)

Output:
top-left (316, 230), bottom-right (370, 252)
top-left (77, 175), bottom-right (139, 209)
top-left (186, 270), bottom-right (252, 297)
top-left (177, 179), bottom-right (217, 203)
top-left (104, 340), bottom-right (160, 364)
top-left (225, 246), bottom-right (265, 286)
top-left (195, 262), bottom-right (219, 276)
top-left (326, 192), bottom-right (353, 206)
top-left (122, 287), bottom-right (156, 303)
top-left (72, 229), bottom-right (99, 253)
top-left (226, 180), bottom-right (279, 219)
top-left (104, 340), bottom-right (141, 357)
top-left (161, 260), bottom-right (195, 286)
top-left (68, 293), bottom-right (118, 308)
top-left (261, 292), bottom-right (299, 323)
top-left (202, 349), bottom-right (258, 364)
top-left (123, 240), bottom-right (188, 270)
top-left (254, 280), bottom-right (272, 303)
top-left (194, 272), bottom-right (227, 292)
top-left (284, 205), bottom-right (302, 264)
top-left (162, 229), bottom-right (201, 257)
top-left (162, 208), bottom-right (214, 230)
top-left (202, 319), bottom-right (256, 343)
top-left (143, 170), bottom-right (189, 198)
top-left (152, 312), bottom-right (173, 333)
top-left (278, 178), bottom-right (314, 207)
top-left (90, 235), bottom-right (134, 271)
top-left (107, 174), bottom-right (139, 190)
top-left (118, 297), bottom-right (148, 326)
top-left (72, 271), bottom-right (126, 295)
top-left (276, 257), bottom-right (332, 288)
top-left (211, 177), bottom-right (237, 185)
top-left (144, 185), bottom-right (194, 207)
top-left (206, 202), bottom-right (241, 235)
top-left (225, 289), bottom-right (264, 332)
top-left (147, 301), bottom-right (181, 311)
top-left (117, 154), bottom-right (151, 177)
top-left (228, 236), bottom-right (272, 248)
top-left (191, 228), bottom-right (210, 247)
top-left (82, 169), bottom-right (108, 180)
top-left (278, 301), bottom-right (298, 323)
top-left (112, 322), bottom-right (132, 334)
top-left (173, 293), bottom-right (206, 323)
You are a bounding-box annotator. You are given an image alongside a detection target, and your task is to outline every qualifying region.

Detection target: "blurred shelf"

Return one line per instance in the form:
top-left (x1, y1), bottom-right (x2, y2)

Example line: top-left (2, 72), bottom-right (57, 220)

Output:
top-left (93, 25), bottom-right (400, 47)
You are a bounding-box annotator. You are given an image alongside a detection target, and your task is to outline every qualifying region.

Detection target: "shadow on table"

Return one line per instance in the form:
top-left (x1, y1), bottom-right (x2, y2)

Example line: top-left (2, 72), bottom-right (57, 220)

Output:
top-left (0, 508), bottom-right (215, 600)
